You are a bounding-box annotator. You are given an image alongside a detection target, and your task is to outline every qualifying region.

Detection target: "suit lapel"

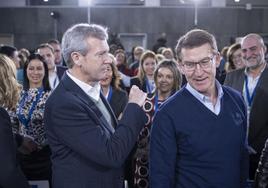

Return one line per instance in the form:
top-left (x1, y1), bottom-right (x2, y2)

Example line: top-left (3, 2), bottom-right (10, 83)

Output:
top-left (236, 69), bottom-right (245, 92)
top-left (248, 66), bottom-right (268, 140)
top-left (100, 93), bottom-right (118, 128)
top-left (249, 65), bottom-right (268, 107)
top-left (61, 73), bottom-right (115, 134)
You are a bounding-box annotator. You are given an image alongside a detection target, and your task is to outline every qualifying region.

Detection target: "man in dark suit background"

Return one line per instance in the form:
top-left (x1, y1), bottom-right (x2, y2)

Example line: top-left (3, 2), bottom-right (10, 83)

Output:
top-left (36, 43), bottom-right (67, 89)
top-left (44, 23), bottom-right (147, 188)
top-left (224, 33), bottom-right (268, 180)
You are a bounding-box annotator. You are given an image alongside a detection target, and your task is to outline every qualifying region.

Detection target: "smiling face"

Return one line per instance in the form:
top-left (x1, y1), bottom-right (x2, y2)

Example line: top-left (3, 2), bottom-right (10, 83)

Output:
top-left (180, 43), bottom-right (220, 97)
top-left (156, 67), bottom-right (174, 95)
top-left (115, 51), bottom-right (126, 66)
top-left (100, 64), bottom-right (113, 87)
top-left (27, 59), bottom-right (45, 88)
top-left (241, 35), bottom-right (266, 70)
top-left (232, 48), bottom-right (245, 69)
top-left (142, 57), bottom-right (157, 77)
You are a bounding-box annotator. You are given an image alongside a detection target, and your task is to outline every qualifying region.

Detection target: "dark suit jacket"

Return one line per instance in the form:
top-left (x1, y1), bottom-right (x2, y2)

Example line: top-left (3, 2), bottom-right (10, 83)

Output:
top-left (44, 73), bottom-right (146, 188)
top-left (0, 107), bottom-right (29, 188)
top-left (56, 65), bottom-right (67, 80)
top-left (109, 88), bottom-right (128, 119)
top-left (224, 66), bottom-right (268, 162)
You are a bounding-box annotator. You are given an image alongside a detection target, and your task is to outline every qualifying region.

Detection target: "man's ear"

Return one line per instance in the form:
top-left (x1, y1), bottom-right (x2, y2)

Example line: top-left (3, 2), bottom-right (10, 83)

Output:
top-left (177, 60), bottom-right (185, 75)
top-left (263, 44), bottom-right (267, 54)
top-left (214, 52), bottom-right (221, 68)
top-left (71, 52), bottom-right (82, 66)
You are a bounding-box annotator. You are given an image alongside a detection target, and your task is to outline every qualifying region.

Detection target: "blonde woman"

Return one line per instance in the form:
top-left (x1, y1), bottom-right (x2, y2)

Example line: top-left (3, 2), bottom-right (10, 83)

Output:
top-left (130, 50), bottom-right (157, 94)
top-left (0, 54), bottom-right (29, 188)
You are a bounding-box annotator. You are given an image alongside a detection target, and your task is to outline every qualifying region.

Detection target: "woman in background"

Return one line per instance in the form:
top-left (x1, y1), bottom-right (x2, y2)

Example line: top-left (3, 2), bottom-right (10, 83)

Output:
top-left (129, 60), bottom-right (182, 188)
top-left (114, 49), bottom-right (135, 77)
top-left (0, 54), bottom-right (29, 188)
top-left (13, 53), bottom-right (52, 182)
top-left (100, 54), bottom-right (128, 119)
top-left (225, 43), bottom-right (245, 72)
top-left (130, 50), bottom-right (157, 94)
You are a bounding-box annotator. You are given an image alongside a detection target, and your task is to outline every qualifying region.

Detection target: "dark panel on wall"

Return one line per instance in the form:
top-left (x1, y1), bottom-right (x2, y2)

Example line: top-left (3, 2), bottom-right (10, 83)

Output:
top-left (91, 7), bottom-right (268, 50)
top-left (90, 8), bottom-right (121, 31)
top-left (0, 9), bottom-right (16, 32)
top-left (237, 9), bottom-right (264, 35)
top-left (0, 6), bottom-right (268, 51)
top-left (90, 7), bottom-right (187, 51)
top-left (193, 8), bottom-right (238, 48)
top-left (0, 7), bottom-right (88, 50)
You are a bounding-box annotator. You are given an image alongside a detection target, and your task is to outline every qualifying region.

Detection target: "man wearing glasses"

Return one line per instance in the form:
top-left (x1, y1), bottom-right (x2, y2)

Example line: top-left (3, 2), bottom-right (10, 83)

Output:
top-left (149, 29), bottom-right (248, 188)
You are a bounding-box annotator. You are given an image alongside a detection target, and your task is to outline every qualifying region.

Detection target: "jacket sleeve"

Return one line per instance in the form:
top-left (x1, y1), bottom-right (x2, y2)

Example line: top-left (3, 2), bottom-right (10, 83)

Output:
top-left (149, 110), bottom-right (177, 188)
top-left (45, 98), bottom-right (146, 168)
top-left (0, 108), bottom-right (29, 188)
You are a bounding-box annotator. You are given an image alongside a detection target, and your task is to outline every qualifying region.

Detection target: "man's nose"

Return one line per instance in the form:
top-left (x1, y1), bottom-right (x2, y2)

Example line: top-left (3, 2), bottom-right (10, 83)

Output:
top-left (244, 50), bottom-right (252, 59)
top-left (194, 63), bottom-right (203, 74)
top-left (104, 58), bottom-right (112, 64)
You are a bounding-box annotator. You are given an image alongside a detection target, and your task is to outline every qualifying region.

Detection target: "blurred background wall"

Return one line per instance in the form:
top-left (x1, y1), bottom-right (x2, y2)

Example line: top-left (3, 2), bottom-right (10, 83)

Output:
top-left (0, 0), bottom-right (267, 52)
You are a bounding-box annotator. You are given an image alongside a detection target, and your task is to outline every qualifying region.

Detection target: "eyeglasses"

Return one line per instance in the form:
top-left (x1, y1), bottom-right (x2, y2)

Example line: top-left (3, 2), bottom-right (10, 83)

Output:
top-left (182, 55), bottom-right (214, 72)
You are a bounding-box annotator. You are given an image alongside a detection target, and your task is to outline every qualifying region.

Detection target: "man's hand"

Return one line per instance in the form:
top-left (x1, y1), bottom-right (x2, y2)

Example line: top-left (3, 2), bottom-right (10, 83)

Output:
top-left (128, 85), bottom-right (147, 107)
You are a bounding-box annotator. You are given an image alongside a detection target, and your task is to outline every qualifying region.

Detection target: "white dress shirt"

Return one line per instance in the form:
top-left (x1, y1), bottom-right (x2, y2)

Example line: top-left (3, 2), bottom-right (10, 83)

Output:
top-left (66, 71), bottom-right (100, 101)
top-left (186, 80), bottom-right (224, 115)
top-left (49, 66), bottom-right (60, 90)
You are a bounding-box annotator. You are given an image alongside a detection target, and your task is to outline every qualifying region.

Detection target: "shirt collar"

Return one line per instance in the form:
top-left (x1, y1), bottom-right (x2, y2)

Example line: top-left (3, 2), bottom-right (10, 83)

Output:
top-left (51, 66), bottom-right (57, 73)
top-left (186, 80), bottom-right (224, 103)
top-left (66, 71), bottom-right (100, 101)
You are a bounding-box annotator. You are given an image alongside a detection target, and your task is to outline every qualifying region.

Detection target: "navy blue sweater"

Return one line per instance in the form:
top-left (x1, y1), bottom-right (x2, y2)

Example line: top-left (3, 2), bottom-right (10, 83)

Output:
top-left (150, 86), bottom-right (248, 188)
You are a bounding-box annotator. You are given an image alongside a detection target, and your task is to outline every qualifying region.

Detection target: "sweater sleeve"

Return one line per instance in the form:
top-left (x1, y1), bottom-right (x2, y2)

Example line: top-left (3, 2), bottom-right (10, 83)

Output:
top-left (149, 110), bottom-right (177, 188)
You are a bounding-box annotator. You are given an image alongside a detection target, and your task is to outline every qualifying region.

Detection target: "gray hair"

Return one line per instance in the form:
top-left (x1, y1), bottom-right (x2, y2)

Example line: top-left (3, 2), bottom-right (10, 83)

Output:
top-left (61, 23), bottom-right (108, 68)
top-left (241, 33), bottom-right (266, 48)
top-left (175, 29), bottom-right (218, 62)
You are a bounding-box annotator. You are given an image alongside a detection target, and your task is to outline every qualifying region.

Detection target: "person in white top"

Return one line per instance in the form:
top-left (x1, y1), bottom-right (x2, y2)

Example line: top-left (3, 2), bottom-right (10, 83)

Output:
top-left (36, 43), bottom-right (67, 89)
top-left (36, 43), bottom-right (58, 89)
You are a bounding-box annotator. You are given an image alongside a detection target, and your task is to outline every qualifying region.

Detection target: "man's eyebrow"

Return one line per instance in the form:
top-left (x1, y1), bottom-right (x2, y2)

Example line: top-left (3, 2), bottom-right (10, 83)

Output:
top-left (95, 50), bottom-right (108, 56)
top-left (242, 45), bottom-right (257, 51)
top-left (184, 56), bottom-right (211, 63)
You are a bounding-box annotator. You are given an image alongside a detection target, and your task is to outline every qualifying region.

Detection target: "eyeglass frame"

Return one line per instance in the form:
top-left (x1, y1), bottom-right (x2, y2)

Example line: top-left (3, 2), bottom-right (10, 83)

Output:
top-left (181, 54), bottom-right (216, 72)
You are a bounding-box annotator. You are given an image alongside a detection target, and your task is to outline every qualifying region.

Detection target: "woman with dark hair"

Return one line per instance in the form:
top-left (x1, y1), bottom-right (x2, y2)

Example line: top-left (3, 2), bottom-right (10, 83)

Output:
top-left (225, 43), bottom-right (245, 72)
top-left (114, 48), bottom-right (135, 77)
top-left (0, 54), bottom-right (29, 188)
top-left (100, 53), bottom-right (128, 119)
top-left (129, 60), bottom-right (182, 188)
top-left (12, 53), bottom-right (52, 183)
